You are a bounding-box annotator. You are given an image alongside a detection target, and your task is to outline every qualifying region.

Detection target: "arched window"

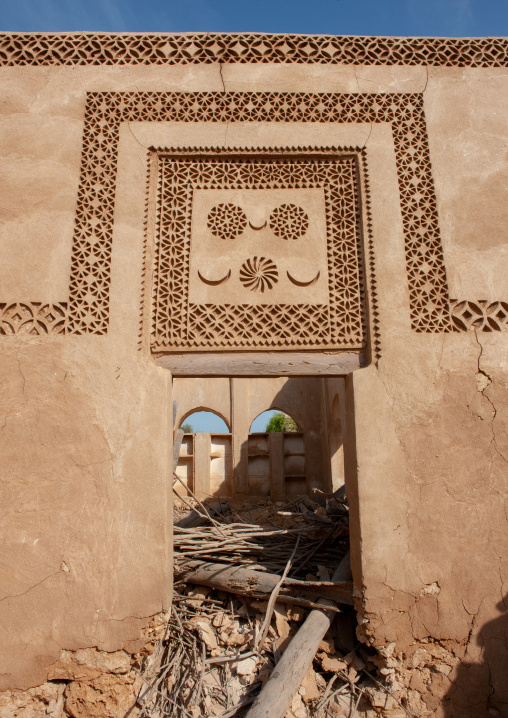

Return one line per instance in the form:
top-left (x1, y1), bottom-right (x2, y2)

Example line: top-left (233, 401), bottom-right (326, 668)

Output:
top-left (179, 410), bottom-right (230, 434)
top-left (247, 409), bottom-right (304, 499)
top-left (176, 409), bottom-right (232, 499)
top-left (249, 409), bottom-right (299, 433)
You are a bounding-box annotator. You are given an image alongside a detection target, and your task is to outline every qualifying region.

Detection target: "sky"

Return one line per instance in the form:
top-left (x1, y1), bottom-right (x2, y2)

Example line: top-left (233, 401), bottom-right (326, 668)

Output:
top-left (1, 0), bottom-right (507, 36)
top-left (181, 410), bottom-right (277, 433)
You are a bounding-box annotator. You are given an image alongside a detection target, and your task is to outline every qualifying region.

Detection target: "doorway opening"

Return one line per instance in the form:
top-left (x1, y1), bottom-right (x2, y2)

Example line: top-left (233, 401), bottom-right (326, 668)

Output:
top-left (172, 376), bottom-right (345, 503)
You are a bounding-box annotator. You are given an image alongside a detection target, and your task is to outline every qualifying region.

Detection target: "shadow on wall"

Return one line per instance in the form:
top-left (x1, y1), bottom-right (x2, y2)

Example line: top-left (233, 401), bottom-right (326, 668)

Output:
top-left (174, 376), bottom-right (344, 501)
top-left (443, 594), bottom-right (508, 717)
top-left (237, 377), bottom-right (340, 501)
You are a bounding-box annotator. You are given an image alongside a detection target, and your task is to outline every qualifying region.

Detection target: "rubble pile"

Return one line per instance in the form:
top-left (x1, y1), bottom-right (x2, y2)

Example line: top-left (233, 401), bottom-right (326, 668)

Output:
top-left (0, 489), bottom-right (462, 717)
top-left (134, 489), bottom-right (409, 718)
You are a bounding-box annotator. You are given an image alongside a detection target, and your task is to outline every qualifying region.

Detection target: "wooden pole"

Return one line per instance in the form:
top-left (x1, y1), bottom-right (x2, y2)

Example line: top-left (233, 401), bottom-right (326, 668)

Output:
top-left (175, 559), bottom-right (353, 608)
top-left (245, 551), bottom-right (352, 718)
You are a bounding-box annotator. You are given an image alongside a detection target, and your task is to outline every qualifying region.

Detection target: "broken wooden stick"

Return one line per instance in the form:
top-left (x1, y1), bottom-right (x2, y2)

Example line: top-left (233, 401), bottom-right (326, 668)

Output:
top-left (245, 551), bottom-right (353, 718)
top-left (175, 503), bottom-right (229, 529)
top-left (174, 558), bottom-right (353, 610)
top-left (255, 535), bottom-right (300, 652)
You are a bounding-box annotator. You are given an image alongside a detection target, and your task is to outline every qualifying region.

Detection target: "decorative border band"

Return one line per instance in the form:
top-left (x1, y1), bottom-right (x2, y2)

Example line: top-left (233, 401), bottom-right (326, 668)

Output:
top-left (62, 91), bottom-right (453, 334)
top-left (153, 150), bottom-right (365, 351)
top-left (0, 33), bottom-right (507, 67)
top-left (0, 303), bottom-right (67, 335)
top-left (451, 300), bottom-right (508, 332)
top-left (1, 90), bottom-right (506, 339)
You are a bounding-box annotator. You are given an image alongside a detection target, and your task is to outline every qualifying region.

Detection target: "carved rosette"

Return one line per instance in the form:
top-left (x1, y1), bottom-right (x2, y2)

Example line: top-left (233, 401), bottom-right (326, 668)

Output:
top-left (269, 204), bottom-right (309, 240)
top-left (239, 257), bottom-right (279, 293)
top-left (207, 203), bottom-right (247, 239)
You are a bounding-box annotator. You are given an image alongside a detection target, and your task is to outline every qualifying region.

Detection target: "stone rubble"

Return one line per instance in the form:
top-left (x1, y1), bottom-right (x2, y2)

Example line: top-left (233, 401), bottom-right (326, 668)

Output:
top-left (0, 496), bottom-right (484, 718)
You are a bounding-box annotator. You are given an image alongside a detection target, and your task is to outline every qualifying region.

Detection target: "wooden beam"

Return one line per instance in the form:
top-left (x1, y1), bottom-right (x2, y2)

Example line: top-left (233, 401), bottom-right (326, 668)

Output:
top-left (246, 552), bottom-right (353, 718)
top-left (175, 559), bottom-right (353, 608)
top-left (155, 352), bottom-right (365, 377)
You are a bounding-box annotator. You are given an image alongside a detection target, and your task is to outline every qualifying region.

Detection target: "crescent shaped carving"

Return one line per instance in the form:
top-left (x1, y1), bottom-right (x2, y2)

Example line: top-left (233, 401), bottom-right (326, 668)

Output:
top-left (249, 221), bottom-right (267, 230)
top-left (198, 269), bottom-right (231, 286)
top-left (286, 270), bottom-right (320, 287)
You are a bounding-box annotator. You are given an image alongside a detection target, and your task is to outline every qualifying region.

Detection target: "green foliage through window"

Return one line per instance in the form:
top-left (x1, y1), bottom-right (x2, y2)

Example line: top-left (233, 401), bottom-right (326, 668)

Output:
top-left (181, 422), bottom-right (193, 433)
top-left (265, 412), bottom-right (298, 433)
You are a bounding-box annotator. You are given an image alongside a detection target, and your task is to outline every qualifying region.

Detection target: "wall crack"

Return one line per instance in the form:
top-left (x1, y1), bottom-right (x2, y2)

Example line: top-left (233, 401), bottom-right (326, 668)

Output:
top-left (474, 330), bottom-right (508, 465)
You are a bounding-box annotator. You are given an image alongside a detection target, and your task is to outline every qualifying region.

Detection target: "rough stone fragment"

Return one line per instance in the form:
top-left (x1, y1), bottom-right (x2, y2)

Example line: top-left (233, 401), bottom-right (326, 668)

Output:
top-left (63, 674), bottom-right (135, 718)
top-left (47, 648), bottom-right (130, 681)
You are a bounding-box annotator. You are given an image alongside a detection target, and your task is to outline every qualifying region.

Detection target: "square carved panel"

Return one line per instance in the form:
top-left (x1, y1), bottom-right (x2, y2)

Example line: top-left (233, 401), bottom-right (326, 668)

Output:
top-left (151, 149), bottom-right (367, 352)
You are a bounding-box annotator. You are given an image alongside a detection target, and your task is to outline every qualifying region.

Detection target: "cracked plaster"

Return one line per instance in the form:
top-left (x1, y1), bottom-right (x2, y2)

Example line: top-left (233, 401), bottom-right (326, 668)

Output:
top-left (0, 55), bottom-right (507, 714)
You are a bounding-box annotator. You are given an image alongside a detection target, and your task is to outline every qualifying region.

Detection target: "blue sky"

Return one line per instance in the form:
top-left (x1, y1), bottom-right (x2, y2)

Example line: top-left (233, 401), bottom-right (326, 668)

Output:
top-left (1, 0), bottom-right (506, 36)
top-left (181, 410), bottom-right (277, 433)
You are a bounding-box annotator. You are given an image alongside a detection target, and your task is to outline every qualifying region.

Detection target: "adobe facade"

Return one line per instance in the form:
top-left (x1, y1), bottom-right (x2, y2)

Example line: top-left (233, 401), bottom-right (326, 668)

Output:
top-left (0, 33), bottom-right (507, 715)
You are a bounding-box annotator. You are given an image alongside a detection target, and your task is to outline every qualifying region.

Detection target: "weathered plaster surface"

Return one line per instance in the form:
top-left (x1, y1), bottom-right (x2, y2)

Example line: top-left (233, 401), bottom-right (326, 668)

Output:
top-left (426, 67), bottom-right (508, 300)
top-left (346, 330), bottom-right (508, 713)
top-left (0, 48), bottom-right (506, 714)
top-left (0, 337), bottom-right (172, 688)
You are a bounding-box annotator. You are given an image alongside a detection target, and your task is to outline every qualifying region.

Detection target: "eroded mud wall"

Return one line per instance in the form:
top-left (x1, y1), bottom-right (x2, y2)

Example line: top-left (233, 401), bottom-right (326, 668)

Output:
top-left (0, 36), bottom-right (506, 714)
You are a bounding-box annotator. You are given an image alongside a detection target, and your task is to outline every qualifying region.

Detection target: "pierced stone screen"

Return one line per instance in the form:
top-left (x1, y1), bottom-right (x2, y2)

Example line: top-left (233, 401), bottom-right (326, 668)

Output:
top-left (151, 151), bottom-right (366, 352)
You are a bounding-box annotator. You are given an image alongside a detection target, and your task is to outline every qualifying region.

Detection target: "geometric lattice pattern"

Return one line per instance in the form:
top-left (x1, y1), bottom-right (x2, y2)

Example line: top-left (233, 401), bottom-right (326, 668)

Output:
top-left (269, 204), bottom-right (309, 240)
top-left (1, 34), bottom-right (508, 67)
top-left (0, 302), bottom-right (67, 335)
top-left (450, 300), bottom-right (508, 332)
top-left (153, 149), bottom-right (365, 351)
top-left (66, 91), bottom-right (452, 336)
top-left (2, 87), bottom-right (505, 339)
top-left (207, 203), bottom-right (247, 239)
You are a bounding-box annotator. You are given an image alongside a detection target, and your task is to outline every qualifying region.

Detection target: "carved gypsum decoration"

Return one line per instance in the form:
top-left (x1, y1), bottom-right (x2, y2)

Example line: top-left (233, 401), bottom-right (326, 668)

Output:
top-left (239, 257), bottom-right (279, 292)
top-left (208, 203), bottom-right (247, 239)
top-left (1, 33), bottom-right (508, 67)
top-left (287, 270), bottom-right (320, 287)
top-left (186, 304), bottom-right (331, 347)
top-left (450, 300), bottom-right (508, 332)
top-left (152, 149), bottom-right (365, 351)
top-left (360, 150), bottom-right (381, 362)
top-left (7, 92), bottom-right (501, 338)
top-left (66, 92), bottom-right (450, 336)
top-left (0, 302), bottom-right (67, 335)
top-left (269, 204), bottom-right (309, 240)
top-left (198, 269), bottom-right (231, 286)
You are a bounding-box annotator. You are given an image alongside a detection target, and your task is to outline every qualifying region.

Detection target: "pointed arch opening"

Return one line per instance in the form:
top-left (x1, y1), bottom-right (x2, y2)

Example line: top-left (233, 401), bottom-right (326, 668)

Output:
top-left (249, 408), bottom-right (300, 434)
top-left (175, 408), bottom-right (232, 499)
top-left (179, 409), bottom-right (230, 434)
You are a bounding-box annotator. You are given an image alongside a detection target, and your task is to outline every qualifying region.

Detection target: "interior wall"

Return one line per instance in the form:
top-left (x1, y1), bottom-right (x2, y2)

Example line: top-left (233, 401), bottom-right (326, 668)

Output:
top-left (173, 377), bottom-right (232, 429)
top-left (173, 376), bottom-right (336, 498)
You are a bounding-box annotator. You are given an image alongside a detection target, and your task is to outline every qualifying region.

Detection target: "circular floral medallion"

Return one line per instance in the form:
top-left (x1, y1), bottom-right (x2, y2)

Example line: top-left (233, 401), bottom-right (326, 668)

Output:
top-left (207, 203), bottom-right (247, 239)
top-left (269, 204), bottom-right (309, 240)
top-left (239, 257), bottom-right (279, 293)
